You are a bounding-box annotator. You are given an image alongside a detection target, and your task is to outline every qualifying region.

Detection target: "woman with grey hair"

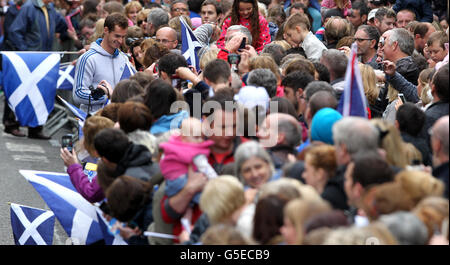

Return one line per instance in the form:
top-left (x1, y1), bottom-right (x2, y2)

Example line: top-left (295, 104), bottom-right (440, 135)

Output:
top-left (234, 140), bottom-right (282, 239)
top-left (378, 211), bottom-right (429, 245)
top-left (234, 140), bottom-right (279, 189)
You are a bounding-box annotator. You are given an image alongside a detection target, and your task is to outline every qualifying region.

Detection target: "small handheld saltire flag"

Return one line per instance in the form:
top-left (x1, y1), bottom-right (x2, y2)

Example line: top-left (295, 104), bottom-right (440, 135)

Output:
top-left (20, 170), bottom-right (104, 245)
top-left (57, 95), bottom-right (87, 121)
top-left (180, 16), bottom-right (202, 72)
top-left (337, 43), bottom-right (368, 118)
top-left (10, 203), bottom-right (55, 245)
top-left (119, 60), bottom-right (137, 81)
top-left (95, 206), bottom-right (128, 245)
top-left (1, 52), bottom-right (60, 127)
top-left (57, 64), bottom-right (75, 90)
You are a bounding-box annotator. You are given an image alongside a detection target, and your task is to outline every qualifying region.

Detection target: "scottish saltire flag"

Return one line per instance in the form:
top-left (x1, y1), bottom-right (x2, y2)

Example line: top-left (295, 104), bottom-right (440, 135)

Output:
top-left (78, 119), bottom-right (84, 138)
top-left (120, 60), bottom-right (137, 81)
top-left (180, 16), bottom-right (202, 72)
top-left (57, 64), bottom-right (75, 90)
top-left (57, 95), bottom-right (86, 139)
top-left (337, 43), bottom-right (368, 118)
top-left (20, 170), bottom-right (104, 245)
top-left (95, 207), bottom-right (128, 245)
top-left (57, 95), bottom-right (87, 121)
top-left (10, 203), bottom-right (55, 245)
top-left (1, 52), bottom-right (59, 127)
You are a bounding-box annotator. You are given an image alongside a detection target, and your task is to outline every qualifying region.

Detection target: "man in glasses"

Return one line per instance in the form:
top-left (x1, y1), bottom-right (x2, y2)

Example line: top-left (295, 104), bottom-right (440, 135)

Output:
top-left (170, 0), bottom-right (190, 18)
top-left (354, 25), bottom-right (380, 69)
top-left (155, 26), bottom-right (179, 50)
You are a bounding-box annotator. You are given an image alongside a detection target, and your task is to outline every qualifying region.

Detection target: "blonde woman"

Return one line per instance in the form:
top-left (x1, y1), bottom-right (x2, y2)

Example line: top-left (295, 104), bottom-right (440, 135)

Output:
top-left (136, 9), bottom-right (151, 35)
top-left (323, 222), bottom-right (398, 245)
top-left (180, 176), bottom-right (247, 244)
top-left (201, 224), bottom-right (254, 245)
top-left (395, 170), bottom-right (445, 205)
top-left (413, 196), bottom-right (449, 242)
top-left (124, 1), bottom-right (143, 26)
top-left (359, 63), bottom-right (380, 111)
top-left (88, 18), bottom-right (105, 44)
top-left (200, 176), bottom-right (246, 225)
top-left (416, 68), bottom-right (434, 109)
top-left (280, 198), bottom-right (331, 245)
top-left (371, 119), bottom-right (422, 168)
top-left (199, 48), bottom-right (220, 72)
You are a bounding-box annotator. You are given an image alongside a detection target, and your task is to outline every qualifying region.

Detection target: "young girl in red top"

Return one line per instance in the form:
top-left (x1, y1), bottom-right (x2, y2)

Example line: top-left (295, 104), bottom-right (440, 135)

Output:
top-left (216, 0), bottom-right (271, 53)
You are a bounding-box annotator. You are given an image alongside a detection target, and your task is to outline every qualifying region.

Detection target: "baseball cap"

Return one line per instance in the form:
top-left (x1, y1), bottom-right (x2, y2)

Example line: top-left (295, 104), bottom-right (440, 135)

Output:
top-left (368, 8), bottom-right (378, 21)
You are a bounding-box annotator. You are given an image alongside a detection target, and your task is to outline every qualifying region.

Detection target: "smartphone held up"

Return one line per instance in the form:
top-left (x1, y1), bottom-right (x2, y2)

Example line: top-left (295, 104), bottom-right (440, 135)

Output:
top-left (61, 134), bottom-right (74, 152)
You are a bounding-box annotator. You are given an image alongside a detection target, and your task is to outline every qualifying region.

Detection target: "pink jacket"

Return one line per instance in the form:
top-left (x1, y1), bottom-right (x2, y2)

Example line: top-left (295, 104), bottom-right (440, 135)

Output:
top-left (67, 163), bottom-right (104, 203)
top-left (216, 14), bottom-right (271, 53)
top-left (321, 0), bottom-right (352, 16)
top-left (159, 135), bottom-right (214, 181)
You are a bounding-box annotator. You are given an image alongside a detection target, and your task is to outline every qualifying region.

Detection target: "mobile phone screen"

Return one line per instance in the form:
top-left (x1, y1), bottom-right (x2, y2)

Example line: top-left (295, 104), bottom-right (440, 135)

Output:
top-left (61, 135), bottom-right (73, 152)
top-left (398, 94), bottom-right (406, 103)
top-left (238, 37), bottom-right (246, 51)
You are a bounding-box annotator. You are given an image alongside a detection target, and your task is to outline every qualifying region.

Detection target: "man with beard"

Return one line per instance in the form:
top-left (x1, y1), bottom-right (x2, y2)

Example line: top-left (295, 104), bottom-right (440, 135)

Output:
top-left (354, 25), bottom-right (380, 69)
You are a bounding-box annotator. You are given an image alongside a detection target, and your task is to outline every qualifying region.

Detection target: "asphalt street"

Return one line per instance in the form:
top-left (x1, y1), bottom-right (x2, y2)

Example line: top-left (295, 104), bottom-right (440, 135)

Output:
top-left (0, 94), bottom-right (73, 245)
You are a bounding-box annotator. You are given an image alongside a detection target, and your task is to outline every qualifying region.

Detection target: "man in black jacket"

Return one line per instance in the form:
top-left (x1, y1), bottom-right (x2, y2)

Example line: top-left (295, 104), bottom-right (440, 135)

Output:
top-left (372, 28), bottom-right (420, 117)
top-left (396, 103), bottom-right (432, 166)
top-left (430, 116), bottom-right (449, 199)
top-left (331, 117), bottom-right (382, 213)
top-left (422, 64), bottom-right (449, 145)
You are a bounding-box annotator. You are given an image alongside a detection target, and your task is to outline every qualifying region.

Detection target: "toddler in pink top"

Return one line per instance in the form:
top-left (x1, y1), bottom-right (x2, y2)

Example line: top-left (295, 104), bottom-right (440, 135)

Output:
top-left (321, 0), bottom-right (352, 17)
top-left (160, 118), bottom-right (214, 204)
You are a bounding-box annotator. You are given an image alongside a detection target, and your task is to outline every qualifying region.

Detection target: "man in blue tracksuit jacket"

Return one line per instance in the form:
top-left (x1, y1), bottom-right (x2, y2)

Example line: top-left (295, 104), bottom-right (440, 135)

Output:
top-left (73, 13), bottom-right (136, 114)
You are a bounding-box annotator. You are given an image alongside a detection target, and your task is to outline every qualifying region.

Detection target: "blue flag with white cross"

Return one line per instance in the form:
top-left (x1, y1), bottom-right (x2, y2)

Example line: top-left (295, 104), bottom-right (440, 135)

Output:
top-left (20, 170), bottom-right (104, 245)
top-left (57, 64), bottom-right (76, 90)
top-left (10, 203), bottom-right (55, 245)
top-left (1, 52), bottom-right (59, 127)
top-left (180, 16), bottom-right (202, 72)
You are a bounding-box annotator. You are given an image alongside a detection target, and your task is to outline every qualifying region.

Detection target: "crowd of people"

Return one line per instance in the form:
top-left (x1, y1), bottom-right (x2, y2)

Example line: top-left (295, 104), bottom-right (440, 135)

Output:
top-left (0, 0), bottom-right (449, 245)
